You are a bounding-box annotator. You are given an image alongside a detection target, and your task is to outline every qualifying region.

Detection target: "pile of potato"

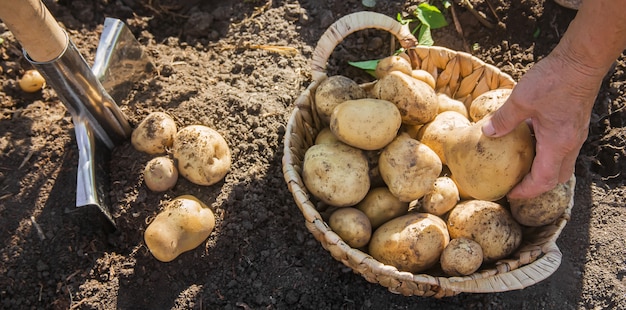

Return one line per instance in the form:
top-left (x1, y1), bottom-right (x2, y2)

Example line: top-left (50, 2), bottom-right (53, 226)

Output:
top-left (131, 112), bottom-right (232, 262)
top-left (302, 54), bottom-right (574, 276)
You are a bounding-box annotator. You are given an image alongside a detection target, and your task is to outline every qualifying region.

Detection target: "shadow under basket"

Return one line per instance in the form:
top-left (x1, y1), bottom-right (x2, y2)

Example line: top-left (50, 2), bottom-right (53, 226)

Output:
top-left (282, 11), bottom-right (574, 298)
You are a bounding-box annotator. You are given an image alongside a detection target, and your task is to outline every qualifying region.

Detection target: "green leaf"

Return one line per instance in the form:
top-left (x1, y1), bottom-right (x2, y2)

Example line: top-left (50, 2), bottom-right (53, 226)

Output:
top-left (418, 26), bottom-right (434, 46)
top-left (348, 60), bottom-right (379, 71)
top-left (533, 27), bottom-right (541, 39)
top-left (415, 3), bottom-right (448, 29)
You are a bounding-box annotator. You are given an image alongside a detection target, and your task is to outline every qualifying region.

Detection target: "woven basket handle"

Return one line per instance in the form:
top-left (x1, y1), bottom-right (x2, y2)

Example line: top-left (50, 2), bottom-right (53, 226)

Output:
top-left (310, 11), bottom-right (418, 81)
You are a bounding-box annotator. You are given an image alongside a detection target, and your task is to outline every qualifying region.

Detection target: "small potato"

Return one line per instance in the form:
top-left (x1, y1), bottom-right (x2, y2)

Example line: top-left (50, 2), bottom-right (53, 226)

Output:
top-left (509, 174), bottom-right (575, 227)
top-left (173, 125), bottom-right (231, 186)
top-left (369, 212), bottom-right (449, 273)
top-left (330, 98), bottom-right (402, 150)
top-left (375, 55), bottom-right (413, 79)
top-left (372, 71), bottom-right (438, 125)
top-left (328, 207), bottom-right (372, 248)
top-left (315, 75), bottom-right (367, 125)
top-left (437, 93), bottom-right (469, 119)
top-left (144, 156), bottom-right (178, 192)
top-left (144, 195), bottom-right (216, 262)
top-left (356, 187), bottom-right (409, 229)
top-left (447, 200), bottom-right (522, 262)
top-left (315, 127), bottom-right (340, 145)
top-left (131, 112), bottom-right (178, 155)
top-left (469, 88), bottom-right (512, 122)
top-left (416, 111), bottom-right (471, 165)
top-left (379, 133), bottom-right (442, 202)
top-left (411, 69), bottom-right (436, 89)
top-left (421, 177), bottom-right (460, 216)
top-left (440, 238), bottom-right (483, 276)
top-left (18, 69), bottom-right (46, 92)
top-left (302, 143), bottom-right (370, 207)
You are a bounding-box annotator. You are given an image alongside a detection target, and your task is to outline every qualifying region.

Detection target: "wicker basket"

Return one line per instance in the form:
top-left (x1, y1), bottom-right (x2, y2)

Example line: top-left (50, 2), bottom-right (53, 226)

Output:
top-left (282, 11), bottom-right (574, 297)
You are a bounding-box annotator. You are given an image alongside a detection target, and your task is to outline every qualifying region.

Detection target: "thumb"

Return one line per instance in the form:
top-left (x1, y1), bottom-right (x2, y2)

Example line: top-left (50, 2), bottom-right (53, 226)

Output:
top-left (481, 99), bottom-right (528, 138)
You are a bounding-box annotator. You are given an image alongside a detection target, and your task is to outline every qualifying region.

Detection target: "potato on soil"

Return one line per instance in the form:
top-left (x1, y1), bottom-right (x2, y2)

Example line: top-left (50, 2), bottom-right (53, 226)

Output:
top-left (378, 133), bottom-right (442, 202)
top-left (143, 156), bottom-right (178, 192)
top-left (356, 187), bottom-right (409, 229)
top-left (328, 207), bottom-right (372, 248)
top-left (330, 98), bottom-right (402, 150)
top-left (509, 174), bottom-right (575, 227)
top-left (372, 71), bottom-right (438, 125)
top-left (421, 176), bottom-right (460, 216)
top-left (447, 200), bottom-right (522, 262)
top-left (144, 195), bottom-right (216, 262)
top-left (302, 143), bottom-right (370, 207)
top-left (437, 93), bottom-right (469, 119)
top-left (440, 238), bottom-right (483, 276)
top-left (444, 117), bottom-right (535, 201)
top-left (411, 69), bottom-right (436, 89)
top-left (314, 75), bottom-right (367, 125)
top-left (469, 88), bottom-right (512, 122)
top-left (173, 125), bottom-right (231, 186)
top-left (18, 69), bottom-right (46, 93)
top-left (416, 111), bottom-right (471, 165)
top-left (131, 112), bottom-right (177, 155)
top-left (369, 212), bottom-right (450, 273)
top-left (375, 55), bottom-right (413, 79)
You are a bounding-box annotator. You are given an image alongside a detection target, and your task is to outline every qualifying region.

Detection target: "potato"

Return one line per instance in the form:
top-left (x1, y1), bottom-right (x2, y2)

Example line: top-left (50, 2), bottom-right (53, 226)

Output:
top-left (369, 212), bottom-right (449, 273)
top-left (375, 55), bottom-right (413, 79)
top-left (302, 143), bottom-right (370, 207)
top-left (315, 127), bottom-right (340, 145)
top-left (379, 133), bottom-right (442, 202)
top-left (144, 195), bottom-right (216, 262)
top-left (131, 112), bottom-right (178, 155)
top-left (315, 75), bottom-right (367, 125)
top-left (440, 238), bottom-right (483, 276)
top-left (469, 88), bottom-right (512, 122)
top-left (18, 69), bottom-right (46, 92)
top-left (330, 98), bottom-right (402, 150)
top-left (372, 71), bottom-right (438, 125)
top-left (447, 200), bottom-right (522, 262)
top-left (509, 174), bottom-right (575, 226)
top-left (328, 207), bottom-right (372, 248)
top-left (444, 117), bottom-right (535, 201)
top-left (411, 69), bottom-right (436, 89)
top-left (356, 187), bottom-right (409, 229)
top-left (421, 177), bottom-right (460, 216)
top-left (173, 125), bottom-right (231, 186)
top-left (416, 111), bottom-right (471, 165)
top-left (143, 156), bottom-right (178, 192)
top-left (437, 93), bottom-right (469, 119)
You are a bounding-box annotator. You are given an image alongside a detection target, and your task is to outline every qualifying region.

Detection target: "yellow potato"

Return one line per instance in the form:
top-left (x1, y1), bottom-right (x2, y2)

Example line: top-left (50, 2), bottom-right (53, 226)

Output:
top-left (356, 187), bottom-right (409, 229)
top-left (302, 143), bottom-right (370, 207)
top-left (330, 98), bottom-right (402, 151)
top-left (372, 71), bottom-right (438, 125)
top-left (131, 112), bottom-right (178, 155)
top-left (437, 93), bottom-right (469, 119)
top-left (411, 69), bottom-right (436, 89)
top-left (315, 127), bottom-right (340, 145)
top-left (440, 238), bottom-right (483, 276)
top-left (375, 55), bottom-right (413, 79)
top-left (173, 125), bottom-right (231, 186)
top-left (328, 207), bottom-right (372, 248)
top-left (447, 200), bottom-right (522, 262)
top-left (314, 75), bottom-right (367, 125)
top-left (416, 111), bottom-right (471, 165)
top-left (18, 69), bottom-right (46, 92)
top-left (144, 195), bottom-right (216, 262)
top-left (469, 88), bottom-right (512, 122)
top-left (444, 118), bottom-right (535, 201)
top-left (420, 176), bottom-right (460, 216)
top-left (143, 156), bottom-right (178, 192)
top-left (369, 212), bottom-right (449, 273)
top-left (509, 174), bottom-right (575, 227)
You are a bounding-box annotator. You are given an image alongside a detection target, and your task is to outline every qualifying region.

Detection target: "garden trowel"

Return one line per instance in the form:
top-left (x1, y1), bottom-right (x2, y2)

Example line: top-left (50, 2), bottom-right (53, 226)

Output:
top-left (0, 0), bottom-right (153, 228)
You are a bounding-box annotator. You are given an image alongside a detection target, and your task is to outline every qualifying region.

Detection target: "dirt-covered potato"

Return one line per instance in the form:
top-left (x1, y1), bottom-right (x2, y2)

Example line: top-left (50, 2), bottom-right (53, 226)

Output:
top-left (440, 238), bottom-right (484, 276)
top-left (330, 98), bottom-right (402, 150)
top-left (173, 125), bottom-right (231, 186)
top-left (379, 133), bottom-right (442, 202)
top-left (143, 156), bottom-right (178, 192)
top-left (356, 187), bottom-right (409, 229)
top-left (18, 69), bottom-right (46, 93)
top-left (509, 174), bottom-right (575, 226)
top-left (469, 88), bottom-right (512, 122)
top-left (131, 112), bottom-right (178, 155)
top-left (437, 93), bottom-right (469, 119)
top-left (144, 195), bottom-right (216, 262)
top-left (444, 117), bottom-right (535, 201)
top-left (302, 143), bottom-right (370, 207)
top-left (314, 75), bottom-right (367, 125)
top-left (328, 207), bottom-right (372, 248)
top-left (372, 71), bottom-right (438, 125)
top-left (416, 111), bottom-right (471, 165)
top-left (375, 55), bottom-right (413, 79)
top-left (420, 176), bottom-right (460, 216)
top-left (411, 69), bottom-right (436, 89)
top-left (447, 200), bottom-right (522, 262)
top-left (369, 212), bottom-right (450, 273)
top-left (315, 127), bottom-right (340, 145)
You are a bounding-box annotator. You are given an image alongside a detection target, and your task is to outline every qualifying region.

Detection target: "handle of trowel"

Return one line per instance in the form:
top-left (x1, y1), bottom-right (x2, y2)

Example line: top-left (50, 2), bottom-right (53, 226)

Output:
top-left (0, 0), bottom-right (67, 62)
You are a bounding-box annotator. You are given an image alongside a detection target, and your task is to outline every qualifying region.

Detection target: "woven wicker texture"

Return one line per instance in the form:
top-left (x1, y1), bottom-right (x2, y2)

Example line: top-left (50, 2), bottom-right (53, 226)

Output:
top-left (282, 11), bottom-right (574, 297)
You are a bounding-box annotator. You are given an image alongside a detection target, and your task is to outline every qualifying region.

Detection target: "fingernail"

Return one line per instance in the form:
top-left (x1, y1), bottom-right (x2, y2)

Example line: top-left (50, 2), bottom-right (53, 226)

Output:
top-left (482, 120), bottom-right (496, 136)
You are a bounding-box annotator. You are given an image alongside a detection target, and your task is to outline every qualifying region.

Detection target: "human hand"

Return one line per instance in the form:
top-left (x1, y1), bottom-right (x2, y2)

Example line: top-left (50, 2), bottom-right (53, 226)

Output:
top-left (481, 52), bottom-right (602, 199)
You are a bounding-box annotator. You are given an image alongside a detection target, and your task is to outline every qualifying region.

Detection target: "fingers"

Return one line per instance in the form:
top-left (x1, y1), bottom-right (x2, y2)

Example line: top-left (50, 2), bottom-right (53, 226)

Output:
top-left (507, 144), bottom-right (561, 199)
top-left (482, 97), bottom-right (530, 138)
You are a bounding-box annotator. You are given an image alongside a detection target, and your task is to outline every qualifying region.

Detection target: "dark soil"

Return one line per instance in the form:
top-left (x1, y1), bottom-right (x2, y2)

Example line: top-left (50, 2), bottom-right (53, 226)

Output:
top-left (1, 0), bottom-right (625, 309)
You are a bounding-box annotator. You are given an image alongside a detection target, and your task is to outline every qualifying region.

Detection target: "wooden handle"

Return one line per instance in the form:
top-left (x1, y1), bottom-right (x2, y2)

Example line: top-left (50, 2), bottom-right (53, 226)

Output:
top-left (0, 0), bottom-right (67, 62)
